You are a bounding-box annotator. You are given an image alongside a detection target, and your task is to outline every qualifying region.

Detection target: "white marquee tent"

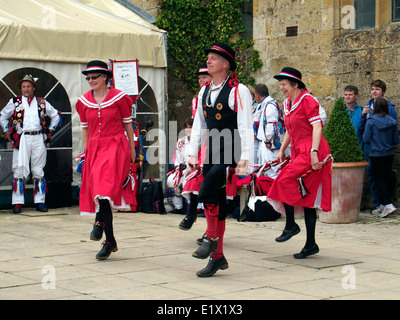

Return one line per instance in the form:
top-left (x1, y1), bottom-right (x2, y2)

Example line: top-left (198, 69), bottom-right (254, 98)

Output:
top-left (0, 0), bottom-right (168, 206)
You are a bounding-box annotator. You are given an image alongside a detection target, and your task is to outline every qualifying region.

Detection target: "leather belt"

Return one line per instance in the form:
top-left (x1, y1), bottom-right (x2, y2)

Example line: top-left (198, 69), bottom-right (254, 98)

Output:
top-left (24, 131), bottom-right (43, 135)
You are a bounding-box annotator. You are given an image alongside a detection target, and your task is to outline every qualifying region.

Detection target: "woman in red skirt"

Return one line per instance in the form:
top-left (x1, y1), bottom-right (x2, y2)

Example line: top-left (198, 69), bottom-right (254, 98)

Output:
top-left (76, 60), bottom-right (136, 260)
top-left (267, 67), bottom-right (332, 259)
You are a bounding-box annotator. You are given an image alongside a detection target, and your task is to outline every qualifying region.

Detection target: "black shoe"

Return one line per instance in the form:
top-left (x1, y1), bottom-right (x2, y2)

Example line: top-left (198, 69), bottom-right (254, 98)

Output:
top-left (192, 237), bottom-right (218, 259)
top-left (12, 204), bottom-right (22, 214)
top-left (196, 255), bottom-right (229, 277)
top-left (96, 240), bottom-right (118, 260)
top-left (36, 203), bottom-right (48, 212)
top-left (196, 233), bottom-right (206, 245)
top-left (179, 214), bottom-right (197, 230)
top-left (168, 208), bottom-right (185, 214)
top-left (90, 221), bottom-right (105, 241)
top-left (275, 223), bottom-right (300, 242)
top-left (293, 244), bottom-right (319, 259)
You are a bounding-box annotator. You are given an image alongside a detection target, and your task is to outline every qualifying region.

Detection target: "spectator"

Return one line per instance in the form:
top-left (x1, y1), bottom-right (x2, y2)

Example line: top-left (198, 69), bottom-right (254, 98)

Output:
top-left (363, 98), bottom-right (399, 217)
top-left (358, 80), bottom-right (397, 213)
top-left (344, 85), bottom-right (363, 146)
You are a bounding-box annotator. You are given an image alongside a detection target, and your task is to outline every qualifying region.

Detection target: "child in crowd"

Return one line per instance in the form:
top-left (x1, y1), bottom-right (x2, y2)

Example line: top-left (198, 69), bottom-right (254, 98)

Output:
top-left (359, 80), bottom-right (397, 213)
top-left (363, 98), bottom-right (399, 217)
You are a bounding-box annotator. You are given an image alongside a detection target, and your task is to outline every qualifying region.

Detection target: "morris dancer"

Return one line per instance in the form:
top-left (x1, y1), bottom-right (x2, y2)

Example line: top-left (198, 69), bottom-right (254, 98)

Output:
top-left (167, 117), bottom-right (193, 214)
top-left (188, 43), bottom-right (253, 277)
top-left (191, 63), bottom-right (212, 118)
top-left (76, 60), bottom-right (136, 260)
top-left (254, 84), bottom-right (285, 178)
top-left (267, 67), bottom-right (332, 259)
top-left (0, 75), bottom-right (60, 213)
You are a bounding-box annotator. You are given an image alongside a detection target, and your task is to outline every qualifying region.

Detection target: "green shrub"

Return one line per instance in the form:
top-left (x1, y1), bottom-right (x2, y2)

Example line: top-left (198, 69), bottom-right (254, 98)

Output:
top-left (323, 97), bottom-right (364, 162)
top-left (156, 0), bottom-right (262, 91)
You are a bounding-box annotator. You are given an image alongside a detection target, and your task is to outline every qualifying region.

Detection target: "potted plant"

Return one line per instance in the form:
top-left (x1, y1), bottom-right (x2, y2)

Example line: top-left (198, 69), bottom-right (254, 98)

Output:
top-left (320, 97), bottom-right (369, 223)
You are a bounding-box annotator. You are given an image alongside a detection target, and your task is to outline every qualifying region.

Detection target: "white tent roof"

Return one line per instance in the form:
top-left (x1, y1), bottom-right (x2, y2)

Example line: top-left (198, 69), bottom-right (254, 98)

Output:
top-left (0, 0), bottom-right (167, 67)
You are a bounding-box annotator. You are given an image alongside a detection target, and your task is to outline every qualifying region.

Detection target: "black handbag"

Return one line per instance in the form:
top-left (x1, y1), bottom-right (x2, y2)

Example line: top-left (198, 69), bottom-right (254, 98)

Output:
top-left (140, 178), bottom-right (166, 214)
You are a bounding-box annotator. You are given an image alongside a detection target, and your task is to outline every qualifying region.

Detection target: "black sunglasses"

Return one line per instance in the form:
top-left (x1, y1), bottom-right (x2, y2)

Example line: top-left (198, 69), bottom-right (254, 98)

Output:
top-left (86, 74), bottom-right (103, 81)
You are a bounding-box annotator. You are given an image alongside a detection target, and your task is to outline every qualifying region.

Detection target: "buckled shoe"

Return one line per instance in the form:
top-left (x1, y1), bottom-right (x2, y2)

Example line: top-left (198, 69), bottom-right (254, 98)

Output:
top-left (192, 237), bottom-right (218, 259)
top-left (90, 221), bottom-right (105, 241)
top-left (196, 255), bottom-right (229, 277)
top-left (179, 214), bottom-right (197, 230)
top-left (96, 240), bottom-right (118, 260)
top-left (275, 223), bottom-right (300, 242)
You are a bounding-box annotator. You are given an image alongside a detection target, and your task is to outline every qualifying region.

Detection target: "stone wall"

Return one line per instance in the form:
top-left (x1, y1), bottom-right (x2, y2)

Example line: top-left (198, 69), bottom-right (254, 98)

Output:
top-left (253, 0), bottom-right (400, 113)
top-left (252, 0), bottom-right (400, 206)
top-left (127, 0), bottom-right (162, 17)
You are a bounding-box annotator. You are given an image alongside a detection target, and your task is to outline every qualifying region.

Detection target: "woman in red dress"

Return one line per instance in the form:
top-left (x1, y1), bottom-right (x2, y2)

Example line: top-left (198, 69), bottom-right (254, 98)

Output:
top-left (76, 60), bottom-right (136, 260)
top-left (267, 67), bottom-right (332, 259)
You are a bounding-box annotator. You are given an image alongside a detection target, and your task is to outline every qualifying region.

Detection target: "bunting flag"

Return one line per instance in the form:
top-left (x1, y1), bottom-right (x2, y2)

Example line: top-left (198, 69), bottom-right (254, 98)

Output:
top-left (297, 154), bottom-right (332, 198)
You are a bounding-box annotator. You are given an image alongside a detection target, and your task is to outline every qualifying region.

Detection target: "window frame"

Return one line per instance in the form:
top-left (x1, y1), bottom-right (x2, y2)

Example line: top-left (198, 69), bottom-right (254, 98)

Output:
top-left (393, 0), bottom-right (400, 21)
top-left (354, 0), bottom-right (376, 30)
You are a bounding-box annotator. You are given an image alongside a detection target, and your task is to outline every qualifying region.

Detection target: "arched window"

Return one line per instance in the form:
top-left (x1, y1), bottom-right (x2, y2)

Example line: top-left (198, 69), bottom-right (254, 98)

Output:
top-left (135, 76), bottom-right (160, 179)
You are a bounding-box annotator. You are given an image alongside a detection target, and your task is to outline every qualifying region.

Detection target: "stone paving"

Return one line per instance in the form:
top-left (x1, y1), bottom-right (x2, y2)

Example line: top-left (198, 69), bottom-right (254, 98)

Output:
top-left (1, 205), bottom-right (400, 300)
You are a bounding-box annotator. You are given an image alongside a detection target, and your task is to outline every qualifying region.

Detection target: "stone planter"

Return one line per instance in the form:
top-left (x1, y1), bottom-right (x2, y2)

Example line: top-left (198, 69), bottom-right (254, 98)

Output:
top-left (319, 161), bottom-right (369, 224)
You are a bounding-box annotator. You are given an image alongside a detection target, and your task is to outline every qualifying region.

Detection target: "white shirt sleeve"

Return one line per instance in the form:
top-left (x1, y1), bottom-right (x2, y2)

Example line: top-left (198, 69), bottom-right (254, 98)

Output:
top-left (0, 98), bottom-right (15, 132)
top-left (44, 100), bottom-right (60, 131)
top-left (188, 86), bottom-right (207, 157)
top-left (231, 84), bottom-right (253, 161)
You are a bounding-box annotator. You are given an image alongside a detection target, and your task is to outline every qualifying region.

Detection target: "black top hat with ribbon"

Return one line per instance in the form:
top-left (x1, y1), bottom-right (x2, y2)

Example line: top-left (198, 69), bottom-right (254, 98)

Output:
top-left (196, 63), bottom-right (210, 76)
top-left (274, 67), bottom-right (306, 88)
top-left (204, 42), bottom-right (236, 71)
top-left (82, 60), bottom-right (113, 78)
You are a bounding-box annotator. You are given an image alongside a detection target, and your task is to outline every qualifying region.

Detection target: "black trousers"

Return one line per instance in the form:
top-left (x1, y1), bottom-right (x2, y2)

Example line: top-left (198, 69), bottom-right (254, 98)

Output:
top-left (370, 155), bottom-right (394, 205)
top-left (198, 163), bottom-right (230, 220)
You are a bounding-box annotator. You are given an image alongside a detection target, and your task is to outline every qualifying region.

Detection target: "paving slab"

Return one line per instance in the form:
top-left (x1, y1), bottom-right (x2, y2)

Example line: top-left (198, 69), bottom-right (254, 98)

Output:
top-left (1, 205), bottom-right (400, 302)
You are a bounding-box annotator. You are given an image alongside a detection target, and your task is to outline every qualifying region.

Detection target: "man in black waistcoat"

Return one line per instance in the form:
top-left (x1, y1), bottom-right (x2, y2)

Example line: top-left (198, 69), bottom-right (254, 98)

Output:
top-left (188, 43), bottom-right (253, 277)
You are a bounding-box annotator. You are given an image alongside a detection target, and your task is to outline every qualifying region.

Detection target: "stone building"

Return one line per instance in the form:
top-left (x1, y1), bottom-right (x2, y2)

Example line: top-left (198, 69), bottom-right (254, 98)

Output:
top-left (252, 0), bottom-right (400, 115)
top-left (132, 0), bottom-right (400, 204)
top-left (252, 0), bottom-right (400, 206)
top-left (132, 0), bottom-right (399, 126)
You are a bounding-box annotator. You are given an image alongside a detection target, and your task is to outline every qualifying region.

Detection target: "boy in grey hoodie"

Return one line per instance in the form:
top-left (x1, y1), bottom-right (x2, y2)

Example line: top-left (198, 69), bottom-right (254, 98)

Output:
top-left (363, 98), bottom-right (399, 217)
